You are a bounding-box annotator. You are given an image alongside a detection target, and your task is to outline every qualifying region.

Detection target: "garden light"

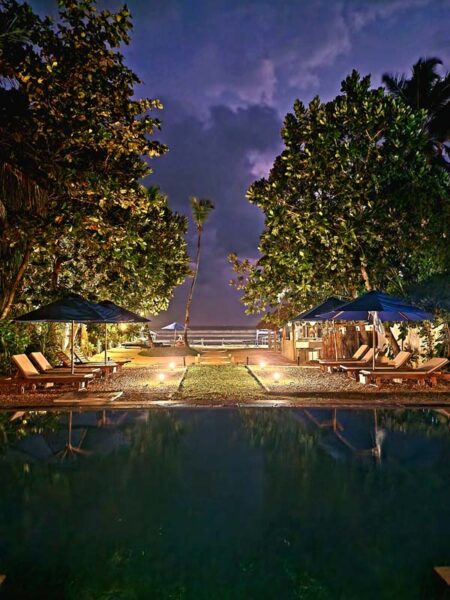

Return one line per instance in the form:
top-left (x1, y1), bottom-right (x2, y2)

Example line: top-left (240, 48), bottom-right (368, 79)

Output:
top-left (169, 361), bottom-right (176, 370)
top-left (272, 372), bottom-right (281, 382)
top-left (158, 373), bottom-right (166, 383)
top-left (259, 360), bottom-right (267, 368)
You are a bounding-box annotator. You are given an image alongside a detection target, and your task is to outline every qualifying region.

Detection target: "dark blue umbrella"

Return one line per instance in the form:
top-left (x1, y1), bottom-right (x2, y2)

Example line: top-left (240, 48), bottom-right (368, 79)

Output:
top-left (16, 294), bottom-right (106, 373)
top-left (319, 290), bottom-right (434, 369)
top-left (319, 291), bottom-right (433, 322)
top-left (292, 297), bottom-right (345, 321)
top-left (15, 294), bottom-right (105, 323)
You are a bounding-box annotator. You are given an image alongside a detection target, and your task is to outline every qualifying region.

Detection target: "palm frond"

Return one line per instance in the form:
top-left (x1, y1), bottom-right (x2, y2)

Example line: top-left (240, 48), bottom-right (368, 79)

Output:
top-left (190, 197), bottom-right (214, 227)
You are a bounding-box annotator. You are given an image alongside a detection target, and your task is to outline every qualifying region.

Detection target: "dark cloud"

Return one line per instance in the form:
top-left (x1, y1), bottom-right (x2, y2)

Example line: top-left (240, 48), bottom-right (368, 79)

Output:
top-left (149, 101), bottom-right (281, 326)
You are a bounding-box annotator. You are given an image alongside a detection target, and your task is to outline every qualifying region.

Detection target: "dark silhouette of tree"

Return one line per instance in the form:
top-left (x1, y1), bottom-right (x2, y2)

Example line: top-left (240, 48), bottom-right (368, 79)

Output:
top-left (382, 57), bottom-right (450, 169)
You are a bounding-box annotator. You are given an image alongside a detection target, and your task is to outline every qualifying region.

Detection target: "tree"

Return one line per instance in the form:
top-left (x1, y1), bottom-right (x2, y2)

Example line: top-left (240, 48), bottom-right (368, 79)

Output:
top-left (183, 197), bottom-right (214, 346)
top-left (230, 71), bottom-right (450, 319)
top-left (0, 0), bottom-right (188, 318)
top-left (382, 57), bottom-right (450, 168)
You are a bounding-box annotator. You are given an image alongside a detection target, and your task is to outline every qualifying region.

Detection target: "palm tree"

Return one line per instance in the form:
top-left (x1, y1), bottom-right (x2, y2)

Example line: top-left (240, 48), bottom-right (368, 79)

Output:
top-left (183, 197), bottom-right (214, 347)
top-left (382, 57), bottom-right (450, 167)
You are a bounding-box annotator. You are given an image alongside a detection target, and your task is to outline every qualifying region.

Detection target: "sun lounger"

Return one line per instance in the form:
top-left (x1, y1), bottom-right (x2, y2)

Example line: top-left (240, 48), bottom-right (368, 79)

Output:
top-left (341, 351), bottom-right (411, 378)
top-left (11, 354), bottom-right (94, 393)
top-left (29, 352), bottom-right (102, 378)
top-left (319, 348), bottom-right (375, 373)
top-left (359, 357), bottom-right (449, 387)
top-left (74, 349), bottom-right (130, 369)
top-left (318, 345), bottom-right (369, 371)
top-left (56, 351), bottom-right (118, 375)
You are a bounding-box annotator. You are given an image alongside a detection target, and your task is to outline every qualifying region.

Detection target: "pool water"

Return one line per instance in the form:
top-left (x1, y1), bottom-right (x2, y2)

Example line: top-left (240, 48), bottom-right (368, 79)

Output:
top-left (0, 408), bottom-right (449, 599)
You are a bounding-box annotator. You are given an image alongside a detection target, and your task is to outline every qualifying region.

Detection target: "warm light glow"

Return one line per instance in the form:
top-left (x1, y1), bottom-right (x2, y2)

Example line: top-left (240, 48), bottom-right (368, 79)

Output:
top-left (272, 372), bottom-right (281, 381)
top-left (169, 361), bottom-right (176, 370)
top-left (259, 360), bottom-right (267, 368)
top-left (158, 373), bottom-right (166, 382)
top-left (119, 323), bottom-right (128, 332)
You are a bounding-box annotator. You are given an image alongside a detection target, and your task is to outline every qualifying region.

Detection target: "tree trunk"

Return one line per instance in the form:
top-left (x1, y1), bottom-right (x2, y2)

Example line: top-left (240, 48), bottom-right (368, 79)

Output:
top-left (385, 324), bottom-right (400, 354)
top-left (183, 226), bottom-right (202, 347)
top-left (0, 240), bottom-right (32, 319)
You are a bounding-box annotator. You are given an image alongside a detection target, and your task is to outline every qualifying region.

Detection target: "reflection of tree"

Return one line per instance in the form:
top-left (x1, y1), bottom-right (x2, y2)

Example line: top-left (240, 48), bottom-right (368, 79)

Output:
top-left (379, 408), bottom-right (450, 438)
top-left (0, 410), bottom-right (59, 453)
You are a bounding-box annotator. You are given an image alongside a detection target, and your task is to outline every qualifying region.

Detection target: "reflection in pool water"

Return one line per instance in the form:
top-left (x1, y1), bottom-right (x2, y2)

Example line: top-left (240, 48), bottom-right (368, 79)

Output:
top-left (0, 408), bottom-right (449, 599)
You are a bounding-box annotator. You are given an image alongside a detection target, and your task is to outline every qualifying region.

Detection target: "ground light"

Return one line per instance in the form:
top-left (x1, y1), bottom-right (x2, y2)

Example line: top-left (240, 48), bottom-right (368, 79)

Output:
top-left (169, 361), bottom-right (176, 370)
top-left (272, 372), bottom-right (281, 382)
top-left (259, 360), bottom-right (267, 368)
top-left (158, 373), bottom-right (166, 383)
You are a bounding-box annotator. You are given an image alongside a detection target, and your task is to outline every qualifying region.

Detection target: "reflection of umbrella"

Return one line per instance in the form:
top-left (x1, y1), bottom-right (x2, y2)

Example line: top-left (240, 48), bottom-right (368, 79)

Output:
top-left (320, 291), bottom-right (434, 369)
top-left (16, 294), bottom-right (105, 374)
top-left (292, 297), bottom-right (346, 359)
top-left (95, 300), bottom-right (151, 365)
top-left (161, 321), bottom-right (184, 343)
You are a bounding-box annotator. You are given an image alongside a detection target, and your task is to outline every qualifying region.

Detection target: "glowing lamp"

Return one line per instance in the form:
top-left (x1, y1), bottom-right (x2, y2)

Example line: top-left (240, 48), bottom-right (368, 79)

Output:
top-left (169, 361), bottom-right (176, 370)
top-left (272, 372), bottom-right (281, 382)
top-left (158, 373), bottom-right (166, 383)
top-left (259, 360), bottom-right (267, 368)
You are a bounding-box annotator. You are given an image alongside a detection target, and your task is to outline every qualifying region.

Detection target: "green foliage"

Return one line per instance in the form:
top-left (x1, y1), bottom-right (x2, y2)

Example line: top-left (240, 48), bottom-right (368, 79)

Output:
top-left (0, 0), bottom-right (188, 318)
top-left (0, 320), bottom-right (30, 373)
top-left (230, 71), bottom-right (450, 316)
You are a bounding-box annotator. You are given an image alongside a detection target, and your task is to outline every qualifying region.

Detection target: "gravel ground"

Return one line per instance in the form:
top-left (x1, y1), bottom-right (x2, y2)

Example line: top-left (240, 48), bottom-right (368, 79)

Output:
top-left (1, 361), bottom-right (449, 409)
top-left (250, 365), bottom-right (450, 395)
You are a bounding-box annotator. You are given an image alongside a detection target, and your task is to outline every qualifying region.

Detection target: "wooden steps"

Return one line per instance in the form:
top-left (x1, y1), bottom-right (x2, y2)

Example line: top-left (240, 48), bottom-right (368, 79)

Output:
top-left (198, 350), bottom-right (232, 365)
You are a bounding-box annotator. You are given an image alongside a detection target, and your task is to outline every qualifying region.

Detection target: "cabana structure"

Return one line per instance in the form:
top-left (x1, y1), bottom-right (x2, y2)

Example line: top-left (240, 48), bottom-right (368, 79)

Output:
top-left (281, 297), bottom-right (345, 364)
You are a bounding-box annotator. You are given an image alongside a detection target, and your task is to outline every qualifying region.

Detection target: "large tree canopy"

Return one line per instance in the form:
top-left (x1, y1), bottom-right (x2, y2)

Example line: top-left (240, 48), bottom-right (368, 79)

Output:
top-left (0, 0), bottom-right (188, 316)
top-left (231, 71), bottom-right (450, 315)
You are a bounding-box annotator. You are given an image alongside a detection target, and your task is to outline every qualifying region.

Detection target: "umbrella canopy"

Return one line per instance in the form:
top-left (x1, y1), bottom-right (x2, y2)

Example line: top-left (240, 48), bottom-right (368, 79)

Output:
top-left (319, 291), bottom-right (434, 322)
top-left (318, 290), bottom-right (434, 370)
top-left (161, 322), bottom-right (184, 331)
top-left (15, 294), bottom-right (107, 374)
top-left (292, 297), bottom-right (345, 321)
top-left (95, 300), bottom-right (151, 324)
top-left (15, 293), bottom-right (105, 323)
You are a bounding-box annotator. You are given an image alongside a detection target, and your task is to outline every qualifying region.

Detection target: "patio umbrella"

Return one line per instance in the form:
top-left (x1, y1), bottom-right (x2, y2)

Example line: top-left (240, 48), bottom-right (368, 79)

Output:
top-left (161, 321), bottom-right (184, 343)
top-left (292, 297), bottom-right (345, 321)
top-left (319, 290), bottom-right (434, 369)
top-left (15, 294), bottom-right (105, 374)
top-left (292, 297), bottom-right (346, 359)
top-left (95, 300), bottom-right (151, 365)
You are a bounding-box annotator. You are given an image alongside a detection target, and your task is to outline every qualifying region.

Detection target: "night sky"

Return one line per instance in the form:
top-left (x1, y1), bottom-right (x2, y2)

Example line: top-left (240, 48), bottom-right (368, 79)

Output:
top-left (32, 0), bottom-right (450, 326)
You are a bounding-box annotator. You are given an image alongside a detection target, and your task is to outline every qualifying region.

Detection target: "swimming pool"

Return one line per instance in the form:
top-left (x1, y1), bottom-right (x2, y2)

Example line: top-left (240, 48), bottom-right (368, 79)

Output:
top-left (0, 408), bottom-right (449, 599)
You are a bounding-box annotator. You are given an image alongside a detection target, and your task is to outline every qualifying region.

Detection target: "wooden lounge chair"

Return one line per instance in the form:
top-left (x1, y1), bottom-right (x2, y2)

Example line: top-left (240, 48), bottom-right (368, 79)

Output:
top-left (318, 345), bottom-right (369, 371)
top-left (319, 348), bottom-right (375, 373)
top-left (29, 352), bottom-right (102, 378)
top-left (74, 349), bottom-right (130, 369)
top-left (359, 357), bottom-right (449, 387)
top-left (11, 354), bottom-right (94, 393)
top-left (341, 351), bottom-right (411, 378)
top-left (56, 351), bottom-right (118, 376)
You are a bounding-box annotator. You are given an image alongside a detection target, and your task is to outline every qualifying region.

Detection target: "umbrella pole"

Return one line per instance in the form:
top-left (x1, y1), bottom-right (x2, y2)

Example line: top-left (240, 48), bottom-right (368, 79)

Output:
top-left (71, 320), bottom-right (75, 375)
top-left (372, 313), bottom-right (376, 370)
top-left (332, 320), bottom-right (338, 360)
top-left (104, 323), bottom-right (108, 365)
